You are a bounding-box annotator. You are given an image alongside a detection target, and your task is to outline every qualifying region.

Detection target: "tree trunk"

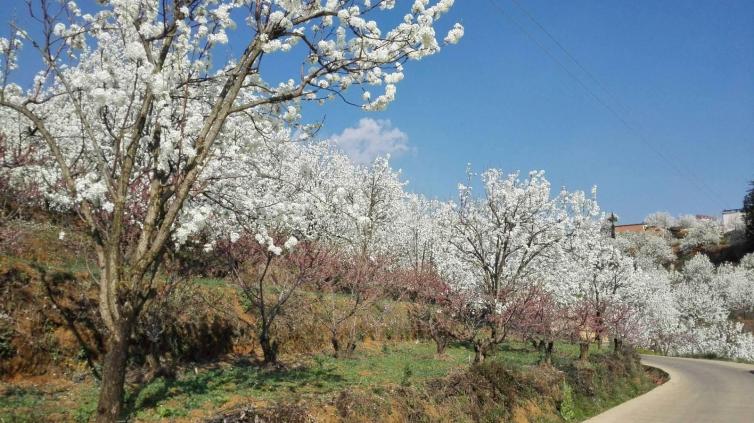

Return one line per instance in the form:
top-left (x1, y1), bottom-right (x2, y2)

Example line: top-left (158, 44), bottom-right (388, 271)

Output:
top-left (579, 342), bottom-right (590, 361)
top-left (613, 337), bottom-right (623, 355)
top-left (431, 326), bottom-right (448, 355)
top-left (260, 327), bottom-right (277, 364)
top-left (541, 341), bottom-right (554, 365)
top-left (331, 336), bottom-right (341, 358)
top-left (145, 347), bottom-right (160, 382)
top-left (96, 327), bottom-right (131, 423)
top-left (435, 336), bottom-right (448, 355)
top-left (473, 343), bottom-right (486, 363)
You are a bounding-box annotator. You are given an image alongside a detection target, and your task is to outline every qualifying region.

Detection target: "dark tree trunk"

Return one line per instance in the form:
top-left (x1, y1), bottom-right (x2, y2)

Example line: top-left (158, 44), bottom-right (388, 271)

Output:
top-left (331, 331), bottom-right (357, 358)
top-left (536, 340), bottom-right (555, 365)
top-left (434, 336), bottom-right (448, 355)
top-left (613, 337), bottom-right (623, 355)
top-left (430, 325), bottom-right (449, 355)
top-left (145, 348), bottom-right (160, 382)
top-left (473, 342), bottom-right (487, 363)
top-left (331, 336), bottom-right (340, 357)
top-left (96, 325), bottom-right (131, 423)
top-left (579, 342), bottom-right (590, 361)
top-left (541, 341), bottom-right (554, 365)
top-left (260, 328), bottom-right (277, 364)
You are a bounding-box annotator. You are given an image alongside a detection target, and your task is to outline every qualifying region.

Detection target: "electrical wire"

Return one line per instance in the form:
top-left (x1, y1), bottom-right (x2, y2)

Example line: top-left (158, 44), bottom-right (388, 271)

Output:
top-left (487, 0), bottom-right (726, 204)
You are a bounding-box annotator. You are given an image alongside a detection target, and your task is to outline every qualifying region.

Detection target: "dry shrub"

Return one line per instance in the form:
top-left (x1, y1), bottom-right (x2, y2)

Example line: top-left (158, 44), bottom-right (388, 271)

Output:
top-left (334, 389), bottom-right (392, 422)
top-left (206, 404), bottom-right (315, 423)
top-left (426, 361), bottom-right (564, 422)
top-left (0, 223), bottom-right (25, 257)
top-left (259, 293), bottom-right (413, 358)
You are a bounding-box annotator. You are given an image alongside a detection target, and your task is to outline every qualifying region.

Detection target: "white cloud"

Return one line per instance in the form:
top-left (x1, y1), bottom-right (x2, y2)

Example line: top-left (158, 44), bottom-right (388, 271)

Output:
top-left (330, 118), bottom-right (410, 164)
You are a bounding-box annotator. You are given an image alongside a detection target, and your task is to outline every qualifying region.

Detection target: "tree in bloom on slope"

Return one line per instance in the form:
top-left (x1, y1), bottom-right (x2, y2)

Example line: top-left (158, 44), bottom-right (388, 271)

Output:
top-left (200, 141), bottom-right (346, 365)
top-left (644, 211), bottom-right (676, 231)
top-left (393, 194), bottom-right (457, 355)
top-left (561, 233), bottom-right (636, 359)
top-left (307, 156), bottom-right (406, 357)
top-left (437, 169), bottom-right (598, 363)
top-left (613, 231), bottom-right (675, 270)
top-left (0, 0), bottom-right (462, 420)
top-left (680, 220), bottom-right (723, 253)
top-left (627, 269), bottom-right (683, 355)
top-left (670, 254), bottom-right (754, 360)
top-left (516, 189), bottom-right (601, 364)
top-left (0, 123), bottom-right (48, 255)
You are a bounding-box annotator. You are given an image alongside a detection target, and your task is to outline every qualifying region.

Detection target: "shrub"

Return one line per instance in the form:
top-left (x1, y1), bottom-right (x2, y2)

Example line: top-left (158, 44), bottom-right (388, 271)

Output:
top-left (560, 381), bottom-right (576, 421)
top-left (132, 377), bottom-right (169, 410)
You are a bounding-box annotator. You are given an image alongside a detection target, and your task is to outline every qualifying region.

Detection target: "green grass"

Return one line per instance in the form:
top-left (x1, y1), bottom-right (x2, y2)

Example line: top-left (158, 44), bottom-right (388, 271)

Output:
top-left (129, 341), bottom-right (471, 420)
top-left (0, 340), bottom-right (650, 422)
top-left (0, 386), bottom-right (44, 423)
top-left (128, 340), bottom-right (612, 421)
top-left (570, 375), bottom-right (656, 421)
top-left (568, 359), bottom-right (659, 421)
top-left (192, 277), bottom-right (229, 288)
top-left (0, 383), bottom-right (97, 423)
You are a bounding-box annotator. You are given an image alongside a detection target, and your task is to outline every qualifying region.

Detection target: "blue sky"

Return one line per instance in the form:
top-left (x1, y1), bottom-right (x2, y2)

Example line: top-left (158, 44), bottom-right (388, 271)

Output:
top-left (319, 0), bottom-right (754, 223)
top-left (3, 1), bottom-right (752, 223)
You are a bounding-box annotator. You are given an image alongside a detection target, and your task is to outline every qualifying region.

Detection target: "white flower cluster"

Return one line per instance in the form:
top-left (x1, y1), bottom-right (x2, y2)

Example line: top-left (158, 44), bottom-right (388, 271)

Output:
top-left (444, 23), bottom-right (464, 44)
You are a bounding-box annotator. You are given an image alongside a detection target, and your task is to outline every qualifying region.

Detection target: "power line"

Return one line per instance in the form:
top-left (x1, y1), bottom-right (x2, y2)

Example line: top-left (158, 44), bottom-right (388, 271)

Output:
top-left (506, 0), bottom-right (726, 204)
top-left (508, 0), bottom-right (631, 117)
top-left (486, 0), bottom-right (726, 205)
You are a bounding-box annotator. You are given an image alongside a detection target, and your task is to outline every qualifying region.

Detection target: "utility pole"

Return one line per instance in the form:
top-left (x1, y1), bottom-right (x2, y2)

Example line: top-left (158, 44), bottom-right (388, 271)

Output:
top-left (608, 212), bottom-right (618, 239)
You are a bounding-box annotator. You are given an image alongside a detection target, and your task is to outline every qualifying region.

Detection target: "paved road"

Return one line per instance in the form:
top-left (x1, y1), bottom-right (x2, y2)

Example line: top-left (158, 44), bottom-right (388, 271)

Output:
top-left (586, 355), bottom-right (754, 423)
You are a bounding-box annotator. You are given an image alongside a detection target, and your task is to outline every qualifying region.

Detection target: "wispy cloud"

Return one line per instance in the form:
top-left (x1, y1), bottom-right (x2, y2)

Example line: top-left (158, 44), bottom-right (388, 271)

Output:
top-left (330, 118), bottom-right (410, 164)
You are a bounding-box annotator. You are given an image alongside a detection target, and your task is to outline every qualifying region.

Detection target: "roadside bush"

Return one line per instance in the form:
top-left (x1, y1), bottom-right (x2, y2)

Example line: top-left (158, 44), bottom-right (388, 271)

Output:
top-left (559, 381), bottom-right (576, 421)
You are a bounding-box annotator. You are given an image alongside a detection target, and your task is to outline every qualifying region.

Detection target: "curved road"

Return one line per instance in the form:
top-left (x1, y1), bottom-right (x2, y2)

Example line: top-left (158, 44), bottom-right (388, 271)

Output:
top-left (587, 355), bottom-right (754, 423)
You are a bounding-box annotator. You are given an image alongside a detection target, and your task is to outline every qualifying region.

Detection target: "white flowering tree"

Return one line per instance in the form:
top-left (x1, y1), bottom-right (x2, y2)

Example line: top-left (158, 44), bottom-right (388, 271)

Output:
top-left (561, 229), bottom-right (637, 359)
top-left (717, 261), bottom-right (754, 313)
top-left (628, 269), bottom-right (683, 355)
top-left (199, 141), bottom-right (339, 365)
top-left (680, 220), bottom-right (722, 253)
top-left (308, 156), bottom-right (407, 356)
top-left (392, 194), bottom-right (459, 354)
top-left (614, 231), bottom-right (675, 270)
top-left (644, 211), bottom-right (675, 230)
top-left (437, 169), bottom-right (599, 362)
top-left (669, 254), bottom-right (754, 359)
top-left (676, 214), bottom-right (700, 229)
top-left (0, 0), bottom-right (461, 419)
top-left (394, 193), bottom-right (443, 273)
